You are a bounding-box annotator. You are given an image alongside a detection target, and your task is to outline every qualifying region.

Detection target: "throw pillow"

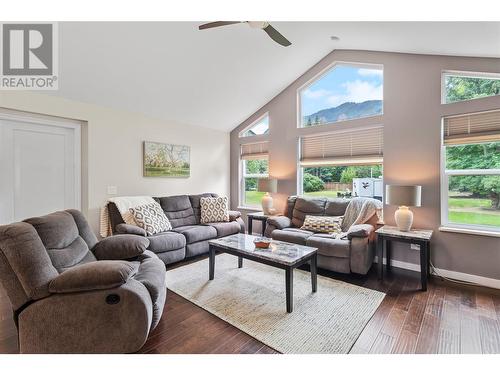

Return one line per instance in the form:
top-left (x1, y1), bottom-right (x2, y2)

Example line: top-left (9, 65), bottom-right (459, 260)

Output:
top-left (301, 215), bottom-right (343, 234)
top-left (200, 196), bottom-right (229, 223)
top-left (129, 202), bottom-right (172, 236)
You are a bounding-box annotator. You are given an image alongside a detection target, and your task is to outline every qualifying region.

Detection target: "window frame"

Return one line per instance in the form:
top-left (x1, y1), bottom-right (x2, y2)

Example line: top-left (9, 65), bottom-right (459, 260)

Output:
top-left (238, 112), bottom-right (270, 138)
top-left (297, 61), bottom-right (384, 129)
top-left (441, 70), bottom-right (500, 105)
top-left (239, 157), bottom-right (269, 208)
top-left (440, 142), bottom-right (500, 233)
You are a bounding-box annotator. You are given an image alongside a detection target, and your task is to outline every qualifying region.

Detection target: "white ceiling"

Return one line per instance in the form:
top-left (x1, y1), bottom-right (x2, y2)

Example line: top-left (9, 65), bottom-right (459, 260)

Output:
top-left (49, 22), bottom-right (500, 132)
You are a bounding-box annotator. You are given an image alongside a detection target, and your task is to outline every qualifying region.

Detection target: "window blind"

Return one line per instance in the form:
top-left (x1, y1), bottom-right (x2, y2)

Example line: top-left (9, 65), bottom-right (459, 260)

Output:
top-left (300, 126), bottom-right (383, 166)
top-left (443, 109), bottom-right (500, 145)
top-left (240, 141), bottom-right (269, 160)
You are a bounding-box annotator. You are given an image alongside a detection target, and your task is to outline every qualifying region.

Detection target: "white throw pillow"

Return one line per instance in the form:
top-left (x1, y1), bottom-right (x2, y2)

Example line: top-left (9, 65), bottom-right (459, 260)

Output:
top-left (200, 196), bottom-right (229, 224)
top-left (129, 202), bottom-right (172, 235)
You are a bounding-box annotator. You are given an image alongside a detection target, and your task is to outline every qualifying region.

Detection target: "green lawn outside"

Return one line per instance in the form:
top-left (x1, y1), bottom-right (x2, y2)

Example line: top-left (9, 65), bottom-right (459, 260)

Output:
top-left (303, 190), bottom-right (340, 198)
top-left (448, 197), bottom-right (491, 208)
top-left (448, 211), bottom-right (500, 226)
top-left (244, 191), bottom-right (266, 206)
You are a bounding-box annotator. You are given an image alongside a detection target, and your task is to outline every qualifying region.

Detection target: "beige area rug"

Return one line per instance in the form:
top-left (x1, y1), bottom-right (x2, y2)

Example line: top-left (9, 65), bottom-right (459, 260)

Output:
top-left (165, 254), bottom-right (385, 354)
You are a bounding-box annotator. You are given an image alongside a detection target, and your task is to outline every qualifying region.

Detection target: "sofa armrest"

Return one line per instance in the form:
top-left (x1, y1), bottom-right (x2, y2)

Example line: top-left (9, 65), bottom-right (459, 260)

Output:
top-left (92, 235), bottom-right (149, 260)
top-left (48, 261), bottom-right (137, 294)
top-left (266, 216), bottom-right (292, 230)
top-left (228, 210), bottom-right (242, 221)
top-left (115, 223), bottom-right (147, 236)
top-left (346, 224), bottom-right (375, 240)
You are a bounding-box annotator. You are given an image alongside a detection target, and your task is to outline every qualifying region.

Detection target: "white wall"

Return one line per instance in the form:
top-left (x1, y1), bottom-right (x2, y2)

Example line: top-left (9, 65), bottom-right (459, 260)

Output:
top-left (0, 91), bottom-right (230, 234)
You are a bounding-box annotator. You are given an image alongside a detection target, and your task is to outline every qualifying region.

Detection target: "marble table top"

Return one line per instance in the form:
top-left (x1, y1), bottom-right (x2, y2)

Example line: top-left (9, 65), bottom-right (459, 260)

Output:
top-left (247, 211), bottom-right (282, 219)
top-left (209, 233), bottom-right (317, 266)
top-left (376, 226), bottom-right (433, 241)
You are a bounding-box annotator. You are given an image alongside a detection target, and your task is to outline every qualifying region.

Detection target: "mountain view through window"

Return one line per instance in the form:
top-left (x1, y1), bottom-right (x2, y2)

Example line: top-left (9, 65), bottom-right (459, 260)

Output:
top-left (300, 65), bottom-right (383, 127)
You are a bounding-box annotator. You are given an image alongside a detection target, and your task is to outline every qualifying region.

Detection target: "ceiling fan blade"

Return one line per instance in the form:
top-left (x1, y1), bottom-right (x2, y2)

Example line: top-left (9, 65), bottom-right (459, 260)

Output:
top-left (262, 24), bottom-right (291, 47)
top-left (198, 21), bottom-right (242, 30)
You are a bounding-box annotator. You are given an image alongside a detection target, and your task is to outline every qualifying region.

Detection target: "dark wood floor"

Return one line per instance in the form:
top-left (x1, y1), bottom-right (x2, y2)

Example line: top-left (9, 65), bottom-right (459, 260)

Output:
top-left (2, 257), bottom-right (500, 354)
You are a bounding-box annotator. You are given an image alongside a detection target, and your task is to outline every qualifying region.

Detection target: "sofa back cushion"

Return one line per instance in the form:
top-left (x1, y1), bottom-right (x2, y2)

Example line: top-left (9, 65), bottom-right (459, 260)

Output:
top-left (24, 210), bottom-right (97, 273)
top-left (189, 193), bottom-right (218, 224)
top-left (324, 199), bottom-right (351, 216)
top-left (154, 195), bottom-right (196, 228)
top-left (291, 197), bottom-right (327, 228)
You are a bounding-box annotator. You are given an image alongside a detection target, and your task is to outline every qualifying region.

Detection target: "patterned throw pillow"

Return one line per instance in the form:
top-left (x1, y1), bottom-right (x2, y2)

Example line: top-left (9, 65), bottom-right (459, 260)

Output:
top-left (200, 196), bottom-right (229, 224)
top-left (301, 215), bottom-right (343, 234)
top-left (129, 202), bottom-right (172, 236)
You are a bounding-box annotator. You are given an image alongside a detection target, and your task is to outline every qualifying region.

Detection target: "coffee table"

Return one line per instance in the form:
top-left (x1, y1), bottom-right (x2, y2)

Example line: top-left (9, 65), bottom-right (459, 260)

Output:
top-left (208, 233), bottom-right (318, 313)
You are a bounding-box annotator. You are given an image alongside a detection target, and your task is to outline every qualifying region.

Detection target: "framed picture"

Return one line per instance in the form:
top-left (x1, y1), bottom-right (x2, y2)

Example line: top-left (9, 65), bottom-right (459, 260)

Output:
top-left (143, 141), bottom-right (190, 178)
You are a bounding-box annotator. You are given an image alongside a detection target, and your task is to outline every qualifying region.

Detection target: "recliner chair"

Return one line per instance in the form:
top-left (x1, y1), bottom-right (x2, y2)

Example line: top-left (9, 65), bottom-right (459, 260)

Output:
top-left (0, 209), bottom-right (167, 353)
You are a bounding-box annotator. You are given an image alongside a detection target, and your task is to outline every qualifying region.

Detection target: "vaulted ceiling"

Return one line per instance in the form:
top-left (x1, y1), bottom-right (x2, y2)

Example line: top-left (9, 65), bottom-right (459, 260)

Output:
top-left (48, 22), bottom-right (500, 131)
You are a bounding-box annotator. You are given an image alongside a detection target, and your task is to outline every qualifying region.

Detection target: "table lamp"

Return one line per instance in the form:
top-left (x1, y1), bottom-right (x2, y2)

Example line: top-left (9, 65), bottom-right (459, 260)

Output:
top-left (257, 178), bottom-right (278, 215)
top-left (385, 185), bottom-right (422, 231)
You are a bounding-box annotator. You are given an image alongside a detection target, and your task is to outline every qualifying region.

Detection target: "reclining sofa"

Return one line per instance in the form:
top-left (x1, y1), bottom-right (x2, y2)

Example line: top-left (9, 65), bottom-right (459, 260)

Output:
top-left (265, 196), bottom-right (381, 275)
top-left (0, 209), bottom-right (166, 353)
top-left (108, 193), bottom-right (245, 265)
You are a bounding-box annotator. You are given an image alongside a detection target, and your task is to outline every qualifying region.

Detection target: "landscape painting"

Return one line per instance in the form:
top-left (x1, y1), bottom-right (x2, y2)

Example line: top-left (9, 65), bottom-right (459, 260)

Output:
top-left (143, 141), bottom-right (190, 177)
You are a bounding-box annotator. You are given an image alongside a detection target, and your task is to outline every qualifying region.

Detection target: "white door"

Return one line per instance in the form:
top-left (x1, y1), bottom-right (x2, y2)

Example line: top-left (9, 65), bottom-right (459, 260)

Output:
top-left (0, 112), bottom-right (81, 224)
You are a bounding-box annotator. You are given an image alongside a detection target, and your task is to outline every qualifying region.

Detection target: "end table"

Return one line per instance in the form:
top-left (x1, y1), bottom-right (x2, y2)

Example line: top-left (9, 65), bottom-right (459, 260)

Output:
top-left (247, 211), bottom-right (277, 237)
top-left (375, 226), bottom-right (433, 291)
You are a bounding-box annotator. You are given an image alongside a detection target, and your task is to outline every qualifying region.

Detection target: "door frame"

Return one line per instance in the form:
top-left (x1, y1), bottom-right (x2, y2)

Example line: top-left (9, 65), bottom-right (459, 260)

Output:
top-left (0, 107), bottom-right (82, 211)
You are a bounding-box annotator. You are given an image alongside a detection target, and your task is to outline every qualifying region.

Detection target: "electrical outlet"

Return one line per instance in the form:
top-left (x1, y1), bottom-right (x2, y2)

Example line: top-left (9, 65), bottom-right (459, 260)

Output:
top-left (107, 186), bottom-right (117, 195)
top-left (410, 243), bottom-right (421, 251)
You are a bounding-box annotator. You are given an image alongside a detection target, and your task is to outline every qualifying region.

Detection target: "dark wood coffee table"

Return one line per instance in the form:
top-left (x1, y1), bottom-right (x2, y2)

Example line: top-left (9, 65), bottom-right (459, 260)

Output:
top-left (208, 233), bottom-right (318, 313)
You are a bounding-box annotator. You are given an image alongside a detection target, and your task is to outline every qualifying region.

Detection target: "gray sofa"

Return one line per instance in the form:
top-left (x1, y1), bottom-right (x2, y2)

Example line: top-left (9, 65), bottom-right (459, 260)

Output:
top-left (264, 196), bottom-right (380, 275)
top-left (0, 209), bottom-right (166, 353)
top-left (108, 193), bottom-right (245, 265)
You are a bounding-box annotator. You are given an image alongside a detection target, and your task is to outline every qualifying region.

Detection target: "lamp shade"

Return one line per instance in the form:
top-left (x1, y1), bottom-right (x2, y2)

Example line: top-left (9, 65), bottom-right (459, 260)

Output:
top-left (257, 178), bottom-right (278, 193)
top-left (385, 185), bottom-right (422, 207)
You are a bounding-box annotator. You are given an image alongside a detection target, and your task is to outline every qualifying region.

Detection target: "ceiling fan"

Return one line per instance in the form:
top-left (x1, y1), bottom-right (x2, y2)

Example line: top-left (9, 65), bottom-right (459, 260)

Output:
top-left (198, 21), bottom-right (292, 47)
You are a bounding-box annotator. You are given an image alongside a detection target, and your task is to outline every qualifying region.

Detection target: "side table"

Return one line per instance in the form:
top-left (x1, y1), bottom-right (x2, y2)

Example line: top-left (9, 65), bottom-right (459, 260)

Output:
top-left (247, 211), bottom-right (276, 236)
top-left (375, 226), bottom-right (433, 291)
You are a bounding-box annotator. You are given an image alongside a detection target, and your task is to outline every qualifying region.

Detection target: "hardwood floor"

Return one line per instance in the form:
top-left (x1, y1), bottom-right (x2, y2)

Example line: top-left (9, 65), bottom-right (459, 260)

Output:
top-left (1, 257), bottom-right (500, 354)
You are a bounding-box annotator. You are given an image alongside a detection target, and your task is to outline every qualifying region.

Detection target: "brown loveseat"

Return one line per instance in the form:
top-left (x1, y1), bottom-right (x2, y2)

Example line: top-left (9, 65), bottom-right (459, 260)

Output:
top-left (0, 209), bottom-right (166, 353)
top-left (108, 193), bottom-right (245, 265)
top-left (265, 196), bottom-right (381, 275)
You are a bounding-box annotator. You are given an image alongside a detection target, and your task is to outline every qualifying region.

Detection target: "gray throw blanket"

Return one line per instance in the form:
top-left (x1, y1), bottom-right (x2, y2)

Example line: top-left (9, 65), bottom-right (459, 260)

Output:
top-left (341, 197), bottom-right (383, 232)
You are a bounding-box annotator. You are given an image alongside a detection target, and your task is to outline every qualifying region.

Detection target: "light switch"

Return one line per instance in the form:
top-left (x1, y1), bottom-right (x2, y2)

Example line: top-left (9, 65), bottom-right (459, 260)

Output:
top-left (107, 186), bottom-right (118, 195)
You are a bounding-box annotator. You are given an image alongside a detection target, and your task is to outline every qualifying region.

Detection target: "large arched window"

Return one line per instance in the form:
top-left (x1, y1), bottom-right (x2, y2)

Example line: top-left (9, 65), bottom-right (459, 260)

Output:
top-left (299, 63), bottom-right (383, 128)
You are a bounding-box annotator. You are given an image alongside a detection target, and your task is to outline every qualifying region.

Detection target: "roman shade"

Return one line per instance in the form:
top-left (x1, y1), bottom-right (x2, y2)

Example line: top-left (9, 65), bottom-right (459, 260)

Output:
top-left (300, 126), bottom-right (383, 166)
top-left (240, 141), bottom-right (269, 160)
top-left (443, 109), bottom-right (500, 145)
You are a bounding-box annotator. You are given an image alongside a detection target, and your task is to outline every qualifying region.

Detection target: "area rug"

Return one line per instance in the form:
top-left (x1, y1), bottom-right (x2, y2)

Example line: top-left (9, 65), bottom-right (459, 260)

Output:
top-left (165, 254), bottom-right (385, 354)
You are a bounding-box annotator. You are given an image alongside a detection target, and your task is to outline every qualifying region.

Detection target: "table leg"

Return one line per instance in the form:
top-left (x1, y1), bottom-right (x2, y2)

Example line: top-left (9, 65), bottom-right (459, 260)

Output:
top-left (261, 219), bottom-right (266, 237)
top-left (420, 241), bottom-right (428, 291)
top-left (238, 256), bottom-right (243, 268)
top-left (386, 239), bottom-right (392, 271)
top-left (310, 254), bottom-right (317, 293)
top-left (248, 218), bottom-right (253, 235)
top-left (209, 245), bottom-right (215, 280)
top-left (377, 236), bottom-right (384, 280)
top-left (286, 267), bottom-right (293, 313)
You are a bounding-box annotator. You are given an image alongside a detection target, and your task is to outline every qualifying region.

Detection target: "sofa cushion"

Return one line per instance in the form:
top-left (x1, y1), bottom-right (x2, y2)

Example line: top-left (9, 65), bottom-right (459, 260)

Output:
top-left (324, 199), bottom-right (350, 216)
top-left (173, 225), bottom-right (217, 244)
top-left (291, 197), bottom-right (326, 228)
top-left (200, 196), bottom-right (229, 223)
top-left (130, 202), bottom-right (172, 235)
top-left (92, 235), bottom-right (149, 260)
top-left (154, 195), bottom-right (196, 228)
top-left (301, 215), bottom-right (342, 234)
top-left (189, 193), bottom-right (218, 224)
top-left (306, 235), bottom-right (350, 258)
top-left (271, 228), bottom-right (314, 245)
top-left (147, 231), bottom-right (186, 253)
top-left (207, 221), bottom-right (241, 237)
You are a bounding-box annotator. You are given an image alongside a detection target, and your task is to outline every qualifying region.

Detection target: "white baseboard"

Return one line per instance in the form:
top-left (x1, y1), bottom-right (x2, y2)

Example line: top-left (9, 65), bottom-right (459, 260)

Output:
top-left (374, 257), bottom-right (500, 290)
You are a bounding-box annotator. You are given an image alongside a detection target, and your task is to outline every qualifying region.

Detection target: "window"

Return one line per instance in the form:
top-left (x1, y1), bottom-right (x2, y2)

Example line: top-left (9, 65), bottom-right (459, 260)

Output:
top-left (443, 71), bottom-right (500, 104)
top-left (441, 110), bottom-right (500, 232)
top-left (299, 64), bottom-right (383, 128)
top-left (299, 127), bottom-right (383, 199)
top-left (240, 142), bottom-right (269, 207)
top-left (240, 114), bottom-right (269, 137)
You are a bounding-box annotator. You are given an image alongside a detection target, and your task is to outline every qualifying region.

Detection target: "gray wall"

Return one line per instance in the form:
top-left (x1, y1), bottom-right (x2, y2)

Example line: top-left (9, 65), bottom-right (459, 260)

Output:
top-left (230, 50), bottom-right (500, 280)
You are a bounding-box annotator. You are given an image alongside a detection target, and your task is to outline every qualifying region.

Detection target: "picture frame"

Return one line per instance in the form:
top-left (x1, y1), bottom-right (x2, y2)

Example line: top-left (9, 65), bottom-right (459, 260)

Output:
top-left (143, 141), bottom-right (190, 178)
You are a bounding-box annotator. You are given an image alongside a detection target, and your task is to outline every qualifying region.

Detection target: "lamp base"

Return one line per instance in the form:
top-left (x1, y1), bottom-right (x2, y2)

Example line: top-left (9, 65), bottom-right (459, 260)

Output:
top-left (395, 206), bottom-right (413, 232)
top-left (261, 193), bottom-right (273, 215)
